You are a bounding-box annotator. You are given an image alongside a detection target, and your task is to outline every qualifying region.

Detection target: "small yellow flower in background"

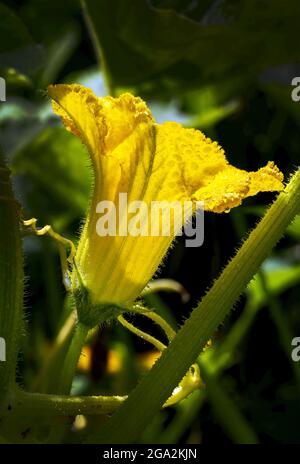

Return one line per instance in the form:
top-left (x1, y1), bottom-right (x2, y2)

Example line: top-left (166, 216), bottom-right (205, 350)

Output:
top-left (48, 84), bottom-right (284, 311)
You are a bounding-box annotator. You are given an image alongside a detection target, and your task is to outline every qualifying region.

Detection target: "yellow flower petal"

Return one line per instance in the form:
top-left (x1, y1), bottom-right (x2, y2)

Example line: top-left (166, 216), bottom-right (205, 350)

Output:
top-left (148, 122), bottom-right (284, 212)
top-left (48, 84), bottom-right (284, 308)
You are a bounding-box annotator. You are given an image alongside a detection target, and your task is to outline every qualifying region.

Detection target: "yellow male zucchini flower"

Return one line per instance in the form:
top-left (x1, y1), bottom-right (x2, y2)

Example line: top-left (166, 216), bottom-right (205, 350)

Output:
top-left (48, 84), bottom-right (283, 327)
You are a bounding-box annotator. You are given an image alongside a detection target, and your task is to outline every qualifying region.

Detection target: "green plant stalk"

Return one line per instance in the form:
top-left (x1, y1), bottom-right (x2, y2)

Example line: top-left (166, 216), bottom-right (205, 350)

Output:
top-left (134, 308), bottom-right (176, 341)
top-left (40, 321), bottom-right (89, 443)
top-left (87, 168), bottom-right (300, 444)
top-left (13, 389), bottom-right (126, 416)
top-left (118, 315), bottom-right (166, 352)
top-left (31, 310), bottom-right (75, 393)
top-left (57, 321), bottom-right (89, 394)
top-left (0, 153), bottom-right (23, 410)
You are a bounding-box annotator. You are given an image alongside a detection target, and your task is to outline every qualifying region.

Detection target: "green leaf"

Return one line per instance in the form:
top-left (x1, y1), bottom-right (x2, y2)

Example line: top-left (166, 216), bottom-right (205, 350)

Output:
top-left (0, 3), bottom-right (43, 74)
top-left (287, 215), bottom-right (300, 240)
top-left (264, 83), bottom-right (300, 127)
top-left (247, 263), bottom-right (300, 310)
top-left (12, 127), bottom-right (92, 231)
top-left (83, 0), bottom-right (300, 91)
top-left (0, 4), bottom-right (32, 54)
top-left (182, 79), bottom-right (242, 128)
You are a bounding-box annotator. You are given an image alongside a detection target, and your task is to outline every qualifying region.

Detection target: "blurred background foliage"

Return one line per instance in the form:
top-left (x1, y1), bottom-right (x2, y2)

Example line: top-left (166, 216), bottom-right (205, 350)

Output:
top-left (1, 0), bottom-right (300, 443)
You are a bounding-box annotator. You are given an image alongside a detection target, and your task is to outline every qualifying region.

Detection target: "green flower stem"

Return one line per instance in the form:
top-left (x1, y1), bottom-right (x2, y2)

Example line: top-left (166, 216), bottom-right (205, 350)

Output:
top-left (141, 279), bottom-right (190, 303)
top-left (22, 218), bottom-right (76, 290)
top-left (134, 307), bottom-right (176, 341)
top-left (88, 168), bottom-right (300, 444)
top-left (118, 315), bottom-right (166, 352)
top-left (57, 321), bottom-right (89, 394)
top-left (0, 154), bottom-right (23, 410)
top-left (13, 389), bottom-right (126, 416)
top-left (118, 314), bottom-right (201, 408)
top-left (145, 312), bottom-right (176, 341)
top-left (41, 320), bottom-right (89, 444)
top-left (31, 311), bottom-right (75, 393)
top-left (199, 357), bottom-right (259, 444)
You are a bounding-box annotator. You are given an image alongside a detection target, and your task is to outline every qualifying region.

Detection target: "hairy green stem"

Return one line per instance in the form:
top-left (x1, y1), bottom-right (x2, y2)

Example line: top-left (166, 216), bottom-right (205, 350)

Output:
top-left (87, 168), bottom-right (300, 444)
top-left (118, 315), bottom-right (166, 352)
top-left (13, 389), bottom-right (126, 416)
top-left (41, 321), bottom-right (89, 443)
top-left (58, 321), bottom-right (89, 394)
top-left (134, 307), bottom-right (176, 341)
top-left (141, 279), bottom-right (190, 303)
top-left (31, 311), bottom-right (75, 393)
top-left (0, 153), bottom-right (23, 410)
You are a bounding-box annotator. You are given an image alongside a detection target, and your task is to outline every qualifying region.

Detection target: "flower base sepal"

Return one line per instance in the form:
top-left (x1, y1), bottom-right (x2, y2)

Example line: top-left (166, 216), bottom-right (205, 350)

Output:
top-left (73, 285), bottom-right (125, 329)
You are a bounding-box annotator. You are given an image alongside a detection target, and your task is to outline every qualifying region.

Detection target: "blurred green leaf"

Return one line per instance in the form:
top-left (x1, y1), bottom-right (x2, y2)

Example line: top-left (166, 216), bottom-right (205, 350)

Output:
top-left (247, 263), bottom-right (300, 310)
top-left (1, 68), bottom-right (32, 92)
top-left (182, 80), bottom-right (242, 128)
top-left (38, 28), bottom-right (80, 87)
top-left (19, 0), bottom-right (82, 45)
top-left (264, 83), bottom-right (300, 128)
top-left (83, 0), bottom-right (300, 91)
top-left (0, 3), bottom-right (43, 74)
top-left (0, 3), bottom-right (33, 54)
top-left (12, 127), bottom-right (92, 231)
top-left (0, 107), bottom-right (47, 157)
top-left (287, 215), bottom-right (300, 241)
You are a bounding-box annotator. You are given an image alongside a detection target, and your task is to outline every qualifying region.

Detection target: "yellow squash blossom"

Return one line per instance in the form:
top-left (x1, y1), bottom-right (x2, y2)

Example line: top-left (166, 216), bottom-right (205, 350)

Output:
top-left (48, 84), bottom-right (283, 320)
